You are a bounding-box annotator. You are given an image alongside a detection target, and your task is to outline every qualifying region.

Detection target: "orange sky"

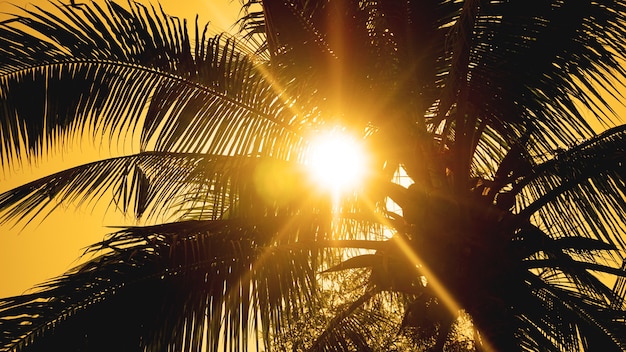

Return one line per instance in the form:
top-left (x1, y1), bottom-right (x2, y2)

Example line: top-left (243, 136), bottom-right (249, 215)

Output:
top-left (0, 0), bottom-right (625, 300)
top-left (0, 0), bottom-right (241, 298)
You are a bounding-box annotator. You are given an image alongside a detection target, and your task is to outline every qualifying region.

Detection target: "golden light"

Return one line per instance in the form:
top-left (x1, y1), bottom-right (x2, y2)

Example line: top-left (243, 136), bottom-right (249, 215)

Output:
top-left (305, 129), bottom-right (369, 195)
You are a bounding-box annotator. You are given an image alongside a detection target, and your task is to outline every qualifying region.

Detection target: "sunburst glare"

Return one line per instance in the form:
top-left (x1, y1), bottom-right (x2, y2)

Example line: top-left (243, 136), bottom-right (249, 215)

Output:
top-left (305, 129), bottom-right (369, 196)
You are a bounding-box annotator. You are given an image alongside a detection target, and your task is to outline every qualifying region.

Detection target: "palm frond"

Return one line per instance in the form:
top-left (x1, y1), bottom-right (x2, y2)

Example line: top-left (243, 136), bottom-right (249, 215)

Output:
top-left (0, 216), bottom-right (334, 352)
top-left (515, 125), bottom-right (626, 249)
top-left (443, 0), bottom-right (626, 153)
top-left (0, 0), bottom-right (311, 169)
top-left (0, 152), bottom-right (348, 226)
top-left (0, 152), bottom-right (222, 224)
top-left (0, 1), bottom-right (193, 74)
top-left (520, 270), bottom-right (626, 351)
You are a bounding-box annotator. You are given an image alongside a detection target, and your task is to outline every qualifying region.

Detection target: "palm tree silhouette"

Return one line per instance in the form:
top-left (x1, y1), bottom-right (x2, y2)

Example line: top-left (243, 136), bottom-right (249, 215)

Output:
top-left (1, 0), bottom-right (626, 351)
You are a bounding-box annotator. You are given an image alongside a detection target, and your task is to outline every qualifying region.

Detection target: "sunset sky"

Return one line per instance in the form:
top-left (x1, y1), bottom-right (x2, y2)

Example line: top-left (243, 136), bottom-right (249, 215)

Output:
top-left (0, 0), bottom-right (241, 298)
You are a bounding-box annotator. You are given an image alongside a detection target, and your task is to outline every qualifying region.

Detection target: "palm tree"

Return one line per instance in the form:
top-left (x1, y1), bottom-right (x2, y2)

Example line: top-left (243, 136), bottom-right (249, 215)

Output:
top-left (1, 0), bottom-right (626, 350)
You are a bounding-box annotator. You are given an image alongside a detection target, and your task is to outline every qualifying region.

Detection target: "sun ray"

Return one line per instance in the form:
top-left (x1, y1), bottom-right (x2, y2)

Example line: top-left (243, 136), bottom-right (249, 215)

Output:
top-left (354, 178), bottom-right (498, 352)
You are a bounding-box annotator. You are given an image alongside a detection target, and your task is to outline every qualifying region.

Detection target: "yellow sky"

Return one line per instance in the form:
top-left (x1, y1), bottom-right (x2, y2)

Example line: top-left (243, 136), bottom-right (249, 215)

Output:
top-left (0, 0), bottom-right (241, 298)
top-left (0, 0), bottom-right (241, 30)
top-left (0, 0), bottom-right (625, 300)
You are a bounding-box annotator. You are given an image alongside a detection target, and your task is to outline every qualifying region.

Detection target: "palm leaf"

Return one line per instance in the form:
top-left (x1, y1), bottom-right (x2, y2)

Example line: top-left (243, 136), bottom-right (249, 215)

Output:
top-left (0, 0), bottom-right (311, 169)
top-left (0, 152), bottom-right (349, 226)
top-left (515, 125), bottom-right (626, 249)
top-left (0, 216), bottom-right (329, 352)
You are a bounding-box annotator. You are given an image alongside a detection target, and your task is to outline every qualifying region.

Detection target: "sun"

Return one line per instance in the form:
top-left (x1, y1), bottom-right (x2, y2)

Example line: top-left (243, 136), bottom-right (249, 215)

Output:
top-left (305, 129), bottom-right (369, 195)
